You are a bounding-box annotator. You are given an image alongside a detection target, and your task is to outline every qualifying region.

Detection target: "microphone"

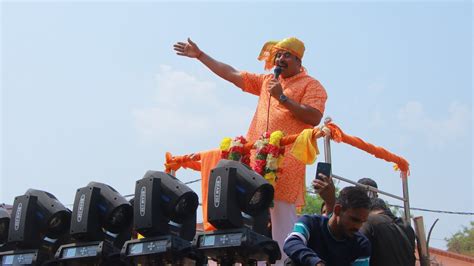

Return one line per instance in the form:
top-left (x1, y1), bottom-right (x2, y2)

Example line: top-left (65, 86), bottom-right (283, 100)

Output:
top-left (274, 66), bottom-right (282, 79)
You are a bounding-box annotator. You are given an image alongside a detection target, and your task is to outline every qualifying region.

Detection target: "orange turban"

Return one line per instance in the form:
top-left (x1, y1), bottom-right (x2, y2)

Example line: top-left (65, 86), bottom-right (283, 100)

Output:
top-left (258, 37), bottom-right (305, 70)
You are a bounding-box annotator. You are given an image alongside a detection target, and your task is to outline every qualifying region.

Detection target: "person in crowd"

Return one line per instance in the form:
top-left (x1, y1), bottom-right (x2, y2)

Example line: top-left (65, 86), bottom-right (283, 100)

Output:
top-left (359, 198), bottom-right (416, 266)
top-left (283, 185), bottom-right (371, 266)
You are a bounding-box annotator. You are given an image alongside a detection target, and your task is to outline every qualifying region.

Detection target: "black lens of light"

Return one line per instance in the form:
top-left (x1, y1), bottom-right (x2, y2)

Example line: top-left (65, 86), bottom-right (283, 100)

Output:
top-left (47, 211), bottom-right (70, 238)
top-left (246, 186), bottom-right (273, 214)
top-left (106, 205), bottom-right (132, 233)
top-left (173, 193), bottom-right (198, 222)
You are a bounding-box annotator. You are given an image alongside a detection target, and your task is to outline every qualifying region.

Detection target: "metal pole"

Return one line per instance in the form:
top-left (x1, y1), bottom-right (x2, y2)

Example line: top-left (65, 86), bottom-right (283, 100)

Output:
top-left (323, 117), bottom-right (332, 164)
top-left (413, 216), bottom-right (430, 266)
top-left (402, 172), bottom-right (411, 225)
top-left (332, 174), bottom-right (405, 201)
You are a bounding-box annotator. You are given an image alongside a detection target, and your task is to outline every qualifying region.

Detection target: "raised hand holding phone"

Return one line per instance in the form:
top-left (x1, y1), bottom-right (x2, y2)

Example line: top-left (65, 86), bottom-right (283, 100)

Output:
top-left (312, 162), bottom-right (336, 213)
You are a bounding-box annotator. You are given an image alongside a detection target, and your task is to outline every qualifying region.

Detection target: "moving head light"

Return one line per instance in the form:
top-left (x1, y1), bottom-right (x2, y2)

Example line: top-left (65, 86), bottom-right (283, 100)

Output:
top-left (55, 182), bottom-right (132, 265)
top-left (195, 159), bottom-right (281, 265)
top-left (121, 171), bottom-right (205, 265)
top-left (0, 189), bottom-right (71, 265)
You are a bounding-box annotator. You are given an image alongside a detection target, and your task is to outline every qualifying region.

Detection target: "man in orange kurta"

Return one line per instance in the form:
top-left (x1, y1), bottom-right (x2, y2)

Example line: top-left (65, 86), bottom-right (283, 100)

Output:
top-left (174, 37), bottom-right (327, 263)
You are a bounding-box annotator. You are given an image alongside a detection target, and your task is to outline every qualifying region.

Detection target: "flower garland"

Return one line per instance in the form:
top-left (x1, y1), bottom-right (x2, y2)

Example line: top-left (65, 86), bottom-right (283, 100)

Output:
top-left (253, 131), bottom-right (285, 186)
top-left (219, 136), bottom-right (250, 166)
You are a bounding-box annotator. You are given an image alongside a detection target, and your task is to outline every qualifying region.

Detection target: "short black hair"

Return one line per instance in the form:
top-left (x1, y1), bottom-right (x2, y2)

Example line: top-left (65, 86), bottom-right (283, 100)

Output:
top-left (357, 178), bottom-right (378, 188)
top-left (370, 198), bottom-right (397, 219)
top-left (336, 186), bottom-right (371, 210)
top-left (370, 198), bottom-right (388, 211)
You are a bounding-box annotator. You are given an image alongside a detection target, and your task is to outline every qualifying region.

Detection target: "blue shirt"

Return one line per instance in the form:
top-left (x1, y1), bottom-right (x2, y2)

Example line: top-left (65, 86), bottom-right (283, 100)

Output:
top-left (283, 215), bottom-right (371, 266)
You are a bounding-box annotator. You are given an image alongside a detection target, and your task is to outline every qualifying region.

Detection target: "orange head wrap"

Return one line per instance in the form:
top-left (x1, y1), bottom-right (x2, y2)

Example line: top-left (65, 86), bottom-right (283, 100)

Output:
top-left (257, 37), bottom-right (305, 70)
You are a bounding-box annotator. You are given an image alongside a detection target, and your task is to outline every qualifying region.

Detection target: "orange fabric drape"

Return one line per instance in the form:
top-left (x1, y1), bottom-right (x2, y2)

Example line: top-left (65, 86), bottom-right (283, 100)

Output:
top-left (199, 149), bottom-right (221, 231)
top-left (164, 152), bottom-right (201, 173)
top-left (326, 123), bottom-right (410, 173)
top-left (163, 123), bottom-right (411, 232)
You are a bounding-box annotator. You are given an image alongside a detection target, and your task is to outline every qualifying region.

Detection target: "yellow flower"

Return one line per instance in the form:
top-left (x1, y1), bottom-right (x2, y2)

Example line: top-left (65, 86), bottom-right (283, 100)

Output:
top-left (393, 164), bottom-right (400, 171)
top-left (269, 130), bottom-right (284, 146)
top-left (264, 172), bottom-right (277, 186)
top-left (220, 137), bottom-right (232, 151)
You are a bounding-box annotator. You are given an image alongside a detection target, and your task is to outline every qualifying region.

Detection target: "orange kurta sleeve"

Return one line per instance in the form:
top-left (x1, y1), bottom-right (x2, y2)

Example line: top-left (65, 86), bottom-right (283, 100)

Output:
top-left (300, 80), bottom-right (327, 115)
top-left (240, 71), bottom-right (266, 96)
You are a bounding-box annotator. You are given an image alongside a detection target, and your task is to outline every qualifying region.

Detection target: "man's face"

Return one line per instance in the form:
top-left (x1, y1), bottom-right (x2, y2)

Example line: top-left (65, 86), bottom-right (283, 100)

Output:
top-left (337, 207), bottom-right (369, 238)
top-left (274, 50), bottom-right (301, 78)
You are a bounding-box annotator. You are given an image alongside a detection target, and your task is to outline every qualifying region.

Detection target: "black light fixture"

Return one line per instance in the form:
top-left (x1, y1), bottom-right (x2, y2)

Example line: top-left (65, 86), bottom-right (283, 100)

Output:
top-left (121, 171), bottom-right (206, 265)
top-left (54, 181), bottom-right (132, 265)
top-left (0, 189), bottom-right (71, 265)
top-left (194, 159), bottom-right (281, 265)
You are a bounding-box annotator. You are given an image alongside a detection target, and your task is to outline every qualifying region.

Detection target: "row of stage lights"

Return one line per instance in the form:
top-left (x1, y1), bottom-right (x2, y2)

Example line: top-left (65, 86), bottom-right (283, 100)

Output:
top-left (0, 160), bottom-right (281, 265)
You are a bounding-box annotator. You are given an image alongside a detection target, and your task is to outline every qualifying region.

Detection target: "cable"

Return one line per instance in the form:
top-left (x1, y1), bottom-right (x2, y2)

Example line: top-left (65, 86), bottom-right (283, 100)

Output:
top-left (386, 204), bottom-right (474, 216)
top-left (307, 188), bottom-right (473, 215)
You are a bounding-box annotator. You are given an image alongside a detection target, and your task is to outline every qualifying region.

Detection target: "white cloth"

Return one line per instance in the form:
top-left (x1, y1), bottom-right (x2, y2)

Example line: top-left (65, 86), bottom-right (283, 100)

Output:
top-left (269, 200), bottom-right (298, 265)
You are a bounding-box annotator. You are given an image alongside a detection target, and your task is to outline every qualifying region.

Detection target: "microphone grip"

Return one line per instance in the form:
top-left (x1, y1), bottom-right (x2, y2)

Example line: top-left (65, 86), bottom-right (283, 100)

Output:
top-left (274, 66), bottom-right (282, 79)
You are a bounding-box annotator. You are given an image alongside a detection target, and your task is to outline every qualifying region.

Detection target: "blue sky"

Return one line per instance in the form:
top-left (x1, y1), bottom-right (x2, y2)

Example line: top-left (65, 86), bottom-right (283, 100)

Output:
top-left (1, 1), bottom-right (472, 249)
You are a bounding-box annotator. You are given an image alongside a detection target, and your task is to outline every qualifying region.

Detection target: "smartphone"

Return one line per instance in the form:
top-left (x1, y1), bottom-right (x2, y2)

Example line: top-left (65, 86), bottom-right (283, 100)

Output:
top-left (316, 162), bottom-right (331, 180)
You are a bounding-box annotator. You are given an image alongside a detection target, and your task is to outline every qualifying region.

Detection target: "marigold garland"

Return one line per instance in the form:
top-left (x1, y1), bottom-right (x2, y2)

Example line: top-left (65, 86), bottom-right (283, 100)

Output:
top-left (252, 131), bottom-right (285, 186)
top-left (219, 136), bottom-right (250, 166)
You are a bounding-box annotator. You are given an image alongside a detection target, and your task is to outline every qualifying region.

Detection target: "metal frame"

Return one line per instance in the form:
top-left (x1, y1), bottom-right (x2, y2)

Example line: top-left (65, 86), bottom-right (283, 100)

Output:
top-left (322, 118), bottom-right (411, 224)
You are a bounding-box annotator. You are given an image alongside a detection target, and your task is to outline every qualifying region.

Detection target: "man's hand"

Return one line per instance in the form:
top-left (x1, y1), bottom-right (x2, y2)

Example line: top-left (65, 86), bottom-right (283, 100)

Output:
top-left (312, 173), bottom-right (336, 212)
top-left (173, 38), bottom-right (202, 58)
top-left (267, 78), bottom-right (284, 100)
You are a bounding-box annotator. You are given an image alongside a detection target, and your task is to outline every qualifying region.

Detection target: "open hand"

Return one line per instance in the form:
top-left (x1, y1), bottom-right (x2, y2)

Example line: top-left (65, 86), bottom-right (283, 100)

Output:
top-left (173, 38), bottom-right (202, 58)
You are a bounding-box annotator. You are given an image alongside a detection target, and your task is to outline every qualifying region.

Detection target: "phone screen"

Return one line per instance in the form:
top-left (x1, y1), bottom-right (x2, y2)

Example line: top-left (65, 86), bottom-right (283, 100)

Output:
top-left (316, 162), bottom-right (331, 180)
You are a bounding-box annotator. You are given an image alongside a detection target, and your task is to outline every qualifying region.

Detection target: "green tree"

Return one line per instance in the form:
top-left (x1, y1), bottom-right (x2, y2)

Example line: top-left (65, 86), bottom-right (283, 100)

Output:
top-left (445, 221), bottom-right (474, 257)
top-left (299, 186), bottom-right (340, 215)
top-left (299, 190), bottom-right (324, 215)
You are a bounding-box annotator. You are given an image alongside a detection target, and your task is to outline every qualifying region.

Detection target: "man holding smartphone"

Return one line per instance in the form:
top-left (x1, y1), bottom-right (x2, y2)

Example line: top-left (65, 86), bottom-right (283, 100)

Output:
top-left (283, 186), bottom-right (371, 266)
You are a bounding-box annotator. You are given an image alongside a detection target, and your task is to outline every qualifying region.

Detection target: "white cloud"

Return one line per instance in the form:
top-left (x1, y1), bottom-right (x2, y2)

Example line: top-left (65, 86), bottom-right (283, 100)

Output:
top-left (397, 101), bottom-right (471, 148)
top-left (133, 65), bottom-right (254, 148)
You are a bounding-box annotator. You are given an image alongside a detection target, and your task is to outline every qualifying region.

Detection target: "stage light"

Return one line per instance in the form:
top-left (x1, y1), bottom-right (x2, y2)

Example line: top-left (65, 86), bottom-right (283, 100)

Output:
top-left (55, 182), bottom-right (132, 265)
top-left (207, 159), bottom-right (274, 231)
top-left (121, 171), bottom-right (206, 265)
top-left (132, 171), bottom-right (198, 239)
top-left (26, 189), bottom-right (72, 240)
top-left (0, 189), bottom-right (71, 265)
top-left (69, 182), bottom-right (132, 240)
top-left (195, 159), bottom-right (281, 265)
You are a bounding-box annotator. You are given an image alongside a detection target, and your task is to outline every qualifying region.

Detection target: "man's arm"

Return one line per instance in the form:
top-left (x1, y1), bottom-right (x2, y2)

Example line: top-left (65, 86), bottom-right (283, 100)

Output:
top-left (267, 79), bottom-right (323, 126)
top-left (283, 217), bottom-right (325, 266)
top-left (173, 38), bottom-right (244, 89)
top-left (281, 98), bottom-right (323, 126)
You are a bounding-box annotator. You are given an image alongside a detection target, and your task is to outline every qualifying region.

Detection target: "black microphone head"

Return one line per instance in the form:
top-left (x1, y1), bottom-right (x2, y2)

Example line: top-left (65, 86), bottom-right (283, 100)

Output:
top-left (274, 66), bottom-right (282, 79)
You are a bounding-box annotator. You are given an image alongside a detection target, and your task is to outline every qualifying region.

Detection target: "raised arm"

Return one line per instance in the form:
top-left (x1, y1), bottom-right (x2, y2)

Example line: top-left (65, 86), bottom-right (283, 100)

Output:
top-left (173, 38), bottom-right (244, 89)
